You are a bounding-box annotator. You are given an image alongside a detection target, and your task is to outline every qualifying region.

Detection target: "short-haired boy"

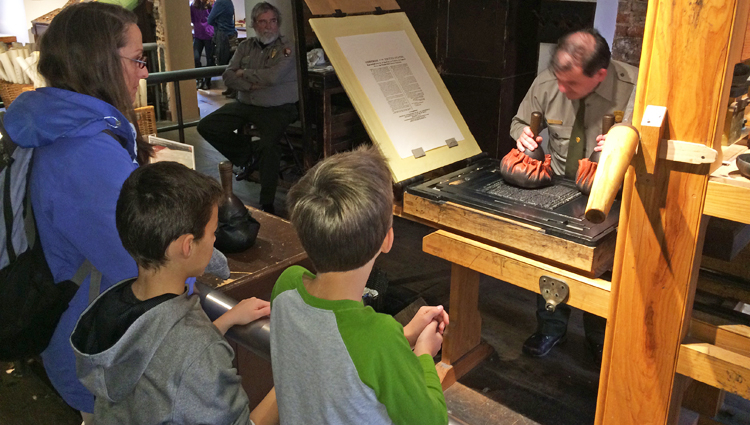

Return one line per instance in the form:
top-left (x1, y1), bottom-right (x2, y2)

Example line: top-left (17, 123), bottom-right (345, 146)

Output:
top-left (71, 162), bottom-right (276, 425)
top-left (271, 146), bottom-right (450, 424)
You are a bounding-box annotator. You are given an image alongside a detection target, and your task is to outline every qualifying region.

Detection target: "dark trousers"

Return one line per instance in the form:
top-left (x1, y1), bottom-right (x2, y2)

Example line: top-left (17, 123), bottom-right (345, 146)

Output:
top-left (535, 294), bottom-right (606, 345)
top-left (197, 101), bottom-right (298, 205)
top-left (213, 30), bottom-right (237, 66)
top-left (193, 37), bottom-right (215, 69)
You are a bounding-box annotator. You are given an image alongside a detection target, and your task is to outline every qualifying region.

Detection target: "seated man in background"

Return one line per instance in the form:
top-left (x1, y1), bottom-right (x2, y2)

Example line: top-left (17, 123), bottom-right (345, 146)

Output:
top-left (198, 1), bottom-right (298, 215)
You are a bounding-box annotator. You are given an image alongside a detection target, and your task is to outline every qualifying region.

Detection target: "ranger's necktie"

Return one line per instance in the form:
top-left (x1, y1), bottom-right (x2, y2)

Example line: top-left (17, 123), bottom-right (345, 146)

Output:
top-left (565, 98), bottom-right (586, 179)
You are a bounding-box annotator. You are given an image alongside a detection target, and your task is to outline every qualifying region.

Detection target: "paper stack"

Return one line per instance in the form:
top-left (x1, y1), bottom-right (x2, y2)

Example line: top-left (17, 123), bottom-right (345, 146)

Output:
top-left (0, 43), bottom-right (46, 88)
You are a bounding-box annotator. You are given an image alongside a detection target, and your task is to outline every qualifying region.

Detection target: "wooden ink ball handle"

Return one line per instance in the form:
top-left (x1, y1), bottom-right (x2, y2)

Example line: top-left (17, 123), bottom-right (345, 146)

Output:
top-left (524, 111), bottom-right (545, 161)
top-left (589, 114), bottom-right (615, 163)
top-left (585, 124), bottom-right (639, 223)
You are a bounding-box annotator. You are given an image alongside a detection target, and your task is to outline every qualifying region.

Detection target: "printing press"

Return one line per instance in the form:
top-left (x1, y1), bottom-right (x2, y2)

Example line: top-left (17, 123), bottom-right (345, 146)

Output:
top-left (308, 1), bottom-right (639, 387)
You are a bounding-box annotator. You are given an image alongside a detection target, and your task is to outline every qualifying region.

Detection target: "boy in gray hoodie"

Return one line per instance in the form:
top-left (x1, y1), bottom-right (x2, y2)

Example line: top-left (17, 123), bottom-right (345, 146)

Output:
top-left (71, 162), bottom-right (277, 425)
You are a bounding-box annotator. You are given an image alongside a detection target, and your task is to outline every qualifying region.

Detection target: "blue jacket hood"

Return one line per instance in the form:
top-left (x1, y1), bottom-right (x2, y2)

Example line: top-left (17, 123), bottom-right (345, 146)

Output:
top-left (4, 87), bottom-right (137, 160)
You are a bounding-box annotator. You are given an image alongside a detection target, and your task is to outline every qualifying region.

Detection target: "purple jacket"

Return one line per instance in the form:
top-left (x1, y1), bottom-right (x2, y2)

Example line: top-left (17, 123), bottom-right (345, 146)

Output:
top-left (191, 4), bottom-right (214, 40)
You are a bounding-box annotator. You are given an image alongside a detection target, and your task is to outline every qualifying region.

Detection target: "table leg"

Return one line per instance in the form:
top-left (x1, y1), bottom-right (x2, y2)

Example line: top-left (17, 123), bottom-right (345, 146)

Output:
top-left (437, 263), bottom-right (493, 389)
top-left (443, 264), bottom-right (482, 362)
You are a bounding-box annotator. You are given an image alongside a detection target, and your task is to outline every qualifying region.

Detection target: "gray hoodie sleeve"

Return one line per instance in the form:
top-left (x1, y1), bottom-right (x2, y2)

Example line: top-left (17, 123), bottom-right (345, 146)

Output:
top-left (173, 340), bottom-right (252, 425)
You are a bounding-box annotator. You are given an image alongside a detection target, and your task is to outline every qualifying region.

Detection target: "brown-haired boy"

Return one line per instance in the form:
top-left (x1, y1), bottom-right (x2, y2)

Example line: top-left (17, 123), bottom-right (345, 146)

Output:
top-left (71, 162), bottom-right (276, 425)
top-left (270, 146), bottom-right (450, 424)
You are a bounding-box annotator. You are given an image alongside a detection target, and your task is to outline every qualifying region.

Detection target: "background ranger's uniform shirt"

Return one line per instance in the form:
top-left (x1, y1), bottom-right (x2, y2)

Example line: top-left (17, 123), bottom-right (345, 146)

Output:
top-left (222, 35), bottom-right (298, 107)
top-left (509, 60), bottom-right (638, 176)
top-left (270, 266), bottom-right (448, 425)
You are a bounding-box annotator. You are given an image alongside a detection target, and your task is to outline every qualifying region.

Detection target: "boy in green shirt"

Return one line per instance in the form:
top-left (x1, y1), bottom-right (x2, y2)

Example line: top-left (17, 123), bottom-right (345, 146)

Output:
top-left (270, 146), bottom-right (450, 424)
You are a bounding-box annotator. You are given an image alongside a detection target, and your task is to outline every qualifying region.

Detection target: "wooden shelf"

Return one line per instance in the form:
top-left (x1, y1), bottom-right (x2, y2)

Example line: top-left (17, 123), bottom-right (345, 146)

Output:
top-left (676, 343), bottom-right (750, 399)
top-left (704, 142), bottom-right (750, 224)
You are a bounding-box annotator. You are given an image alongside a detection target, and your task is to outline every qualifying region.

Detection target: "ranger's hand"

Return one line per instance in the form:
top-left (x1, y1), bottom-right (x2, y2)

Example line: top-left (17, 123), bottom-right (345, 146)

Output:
top-left (594, 133), bottom-right (607, 152)
top-left (516, 126), bottom-right (543, 153)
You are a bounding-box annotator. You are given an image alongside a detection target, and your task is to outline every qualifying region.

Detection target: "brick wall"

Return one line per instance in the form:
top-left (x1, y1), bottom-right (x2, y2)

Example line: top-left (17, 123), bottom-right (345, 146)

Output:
top-left (612, 0), bottom-right (647, 66)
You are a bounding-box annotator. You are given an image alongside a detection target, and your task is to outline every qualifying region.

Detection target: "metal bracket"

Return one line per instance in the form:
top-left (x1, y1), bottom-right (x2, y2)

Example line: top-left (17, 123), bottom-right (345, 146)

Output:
top-left (539, 276), bottom-right (569, 313)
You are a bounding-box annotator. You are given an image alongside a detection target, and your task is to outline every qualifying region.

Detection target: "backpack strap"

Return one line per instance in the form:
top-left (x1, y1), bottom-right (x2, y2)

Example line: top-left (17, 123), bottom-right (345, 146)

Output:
top-left (102, 129), bottom-right (128, 150)
top-left (3, 164), bottom-right (16, 263)
top-left (71, 259), bottom-right (102, 305)
top-left (0, 111), bottom-right (17, 172)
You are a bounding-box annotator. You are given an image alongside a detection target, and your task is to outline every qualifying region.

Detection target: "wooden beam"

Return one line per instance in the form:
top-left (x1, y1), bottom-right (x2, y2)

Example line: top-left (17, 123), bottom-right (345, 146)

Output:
top-left (681, 381), bottom-right (725, 419)
top-left (704, 180), bottom-right (750, 224)
top-left (689, 312), bottom-right (750, 357)
top-left (676, 343), bottom-right (750, 399)
top-left (404, 193), bottom-right (617, 277)
top-left (701, 240), bottom-right (750, 281)
top-left (423, 230), bottom-right (611, 318)
top-left (696, 272), bottom-right (750, 305)
top-left (596, 0), bottom-right (750, 424)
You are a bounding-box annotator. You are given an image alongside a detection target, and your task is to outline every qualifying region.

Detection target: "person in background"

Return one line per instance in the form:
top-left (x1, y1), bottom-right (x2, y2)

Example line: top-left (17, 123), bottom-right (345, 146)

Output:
top-left (510, 28), bottom-right (637, 362)
top-left (197, 2), bottom-right (298, 215)
top-left (3, 3), bottom-right (153, 423)
top-left (191, 0), bottom-right (215, 90)
top-left (207, 0), bottom-right (238, 96)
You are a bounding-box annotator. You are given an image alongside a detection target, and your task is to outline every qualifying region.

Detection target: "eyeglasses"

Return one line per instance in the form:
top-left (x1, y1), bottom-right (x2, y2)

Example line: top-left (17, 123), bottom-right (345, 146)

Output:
top-left (121, 54), bottom-right (148, 69)
top-left (255, 18), bottom-right (278, 26)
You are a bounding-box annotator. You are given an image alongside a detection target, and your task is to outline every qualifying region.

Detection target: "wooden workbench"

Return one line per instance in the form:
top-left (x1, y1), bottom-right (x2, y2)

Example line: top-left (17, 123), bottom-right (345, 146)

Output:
top-left (198, 207), bottom-right (312, 408)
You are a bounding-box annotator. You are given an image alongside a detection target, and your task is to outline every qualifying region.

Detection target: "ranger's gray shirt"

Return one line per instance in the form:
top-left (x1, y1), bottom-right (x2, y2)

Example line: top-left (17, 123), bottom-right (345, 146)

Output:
top-left (223, 35), bottom-right (299, 107)
top-left (510, 60), bottom-right (638, 175)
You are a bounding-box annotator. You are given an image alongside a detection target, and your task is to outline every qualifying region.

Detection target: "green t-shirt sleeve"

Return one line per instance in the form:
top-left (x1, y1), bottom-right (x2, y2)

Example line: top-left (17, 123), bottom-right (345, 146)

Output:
top-left (338, 310), bottom-right (448, 425)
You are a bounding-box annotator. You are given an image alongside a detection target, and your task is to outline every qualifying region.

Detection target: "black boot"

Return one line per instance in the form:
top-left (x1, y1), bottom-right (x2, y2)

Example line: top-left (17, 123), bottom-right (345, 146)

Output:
top-left (522, 332), bottom-right (567, 357)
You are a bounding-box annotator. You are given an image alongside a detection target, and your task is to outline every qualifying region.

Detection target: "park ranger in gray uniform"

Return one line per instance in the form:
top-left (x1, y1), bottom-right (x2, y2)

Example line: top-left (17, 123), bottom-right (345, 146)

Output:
top-left (510, 30), bottom-right (637, 176)
top-left (198, 2), bottom-right (298, 215)
top-left (509, 29), bottom-right (637, 361)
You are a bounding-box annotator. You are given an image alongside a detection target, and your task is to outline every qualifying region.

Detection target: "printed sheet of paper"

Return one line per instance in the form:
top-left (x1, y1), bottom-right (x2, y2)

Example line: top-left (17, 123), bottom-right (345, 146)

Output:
top-left (148, 136), bottom-right (195, 170)
top-left (336, 31), bottom-right (463, 158)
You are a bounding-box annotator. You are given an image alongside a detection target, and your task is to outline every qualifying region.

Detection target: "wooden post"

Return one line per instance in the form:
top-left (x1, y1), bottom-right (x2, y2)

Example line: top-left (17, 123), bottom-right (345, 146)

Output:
top-left (442, 263), bottom-right (482, 363)
top-left (157, 0), bottom-right (200, 122)
top-left (596, 1), bottom-right (750, 424)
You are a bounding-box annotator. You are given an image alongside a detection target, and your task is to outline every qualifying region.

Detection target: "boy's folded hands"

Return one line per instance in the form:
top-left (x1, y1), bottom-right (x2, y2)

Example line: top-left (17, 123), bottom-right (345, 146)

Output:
top-left (213, 297), bottom-right (271, 335)
top-left (414, 321), bottom-right (444, 358)
top-left (403, 305), bottom-right (450, 353)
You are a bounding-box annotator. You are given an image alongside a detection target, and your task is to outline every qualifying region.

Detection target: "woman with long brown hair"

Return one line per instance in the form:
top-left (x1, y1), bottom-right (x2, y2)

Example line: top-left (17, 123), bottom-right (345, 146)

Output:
top-left (4, 3), bottom-right (153, 421)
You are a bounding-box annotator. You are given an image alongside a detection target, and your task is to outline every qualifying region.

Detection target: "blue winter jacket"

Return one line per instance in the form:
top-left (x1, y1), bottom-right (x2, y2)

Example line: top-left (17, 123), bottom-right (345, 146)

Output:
top-left (5, 87), bottom-right (139, 412)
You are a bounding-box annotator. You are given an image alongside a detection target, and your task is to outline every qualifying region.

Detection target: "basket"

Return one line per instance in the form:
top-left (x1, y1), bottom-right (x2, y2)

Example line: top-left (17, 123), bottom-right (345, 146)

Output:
top-left (0, 80), bottom-right (34, 107)
top-left (134, 105), bottom-right (157, 137)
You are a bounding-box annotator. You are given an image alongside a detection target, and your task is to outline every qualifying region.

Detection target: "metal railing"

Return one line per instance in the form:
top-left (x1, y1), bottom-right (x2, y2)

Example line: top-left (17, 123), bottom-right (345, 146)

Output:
top-left (194, 281), bottom-right (270, 360)
top-left (145, 65), bottom-right (228, 143)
